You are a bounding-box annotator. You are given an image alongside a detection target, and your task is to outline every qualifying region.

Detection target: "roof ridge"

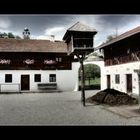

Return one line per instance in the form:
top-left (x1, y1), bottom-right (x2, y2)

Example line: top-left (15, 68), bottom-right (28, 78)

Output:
top-left (67, 21), bottom-right (96, 31)
top-left (0, 38), bottom-right (64, 42)
top-left (97, 25), bottom-right (140, 49)
top-left (115, 25), bottom-right (140, 39)
top-left (67, 21), bottom-right (80, 30)
top-left (112, 25), bottom-right (140, 42)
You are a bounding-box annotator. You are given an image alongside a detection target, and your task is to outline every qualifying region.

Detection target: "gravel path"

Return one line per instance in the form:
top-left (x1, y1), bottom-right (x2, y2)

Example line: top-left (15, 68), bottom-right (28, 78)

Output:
top-left (0, 90), bottom-right (140, 125)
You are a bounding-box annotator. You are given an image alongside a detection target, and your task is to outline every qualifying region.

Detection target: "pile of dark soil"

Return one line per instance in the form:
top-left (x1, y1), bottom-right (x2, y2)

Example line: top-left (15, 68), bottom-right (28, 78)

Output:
top-left (86, 89), bottom-right (138, 105)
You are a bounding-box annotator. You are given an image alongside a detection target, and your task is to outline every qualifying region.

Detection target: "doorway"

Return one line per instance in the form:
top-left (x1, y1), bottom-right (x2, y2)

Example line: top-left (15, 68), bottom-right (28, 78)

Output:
top-left (107, 75), bottom-right (111, 89)
top-left (126, 74), bottom-right (132, 93)
top-left (21, 75), bottom-right (30, 90)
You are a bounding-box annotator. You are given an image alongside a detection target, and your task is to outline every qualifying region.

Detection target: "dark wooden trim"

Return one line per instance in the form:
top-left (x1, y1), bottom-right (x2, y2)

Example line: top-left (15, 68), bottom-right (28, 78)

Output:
top-left (0, 52), bottom-right (73, 70)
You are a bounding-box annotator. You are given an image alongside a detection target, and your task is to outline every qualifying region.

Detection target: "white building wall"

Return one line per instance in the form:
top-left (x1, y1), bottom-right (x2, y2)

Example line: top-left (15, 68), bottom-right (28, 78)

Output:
top-left (57, 62), bottom-right (80, 91)
top-left (72, 60), bottom-right (104, 92)
top-left (0, 62), bottom-right (79, 92)
top-left (0, 61), bottom-right (105, 93)
top-left (101, 61), bottom-right (140, 95)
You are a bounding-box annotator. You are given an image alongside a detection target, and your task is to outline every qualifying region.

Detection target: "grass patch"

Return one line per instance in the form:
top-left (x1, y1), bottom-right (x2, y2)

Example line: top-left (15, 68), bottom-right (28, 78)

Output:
top-left (79, 77), bottom-right (100, 90)
top-left (79, 77), bottom-right (100, 86)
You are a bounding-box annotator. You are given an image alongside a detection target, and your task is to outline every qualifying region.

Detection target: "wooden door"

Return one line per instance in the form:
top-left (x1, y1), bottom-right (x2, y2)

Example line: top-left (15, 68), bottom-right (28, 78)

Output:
top-left (21, 75), bottom-right (30, 90)
top-left (126, 74), bottom-right (132, 93)
top-left (107, 75), bottom-right (110, 89)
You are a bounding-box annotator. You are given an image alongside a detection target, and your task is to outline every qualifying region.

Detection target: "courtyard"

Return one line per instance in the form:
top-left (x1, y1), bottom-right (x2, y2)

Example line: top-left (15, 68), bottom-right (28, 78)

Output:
top-left (0, 90), bottom-right (140, 125)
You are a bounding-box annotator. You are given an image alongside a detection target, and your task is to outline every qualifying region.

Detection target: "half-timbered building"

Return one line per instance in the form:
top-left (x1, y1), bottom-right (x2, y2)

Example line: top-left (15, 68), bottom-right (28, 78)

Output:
top-left (97, 26), bottom-right (140, 95)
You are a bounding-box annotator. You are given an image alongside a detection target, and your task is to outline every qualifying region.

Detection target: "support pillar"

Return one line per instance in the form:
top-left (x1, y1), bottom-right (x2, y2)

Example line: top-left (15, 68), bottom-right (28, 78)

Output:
top-left (76, 54), bottom-right (86, 107)
top-left (138, 74), bottom-right (140, 110)
top-left (134, 69), bottom-right (140, 110)
top-left (80, 60), bottom-right (85, 106)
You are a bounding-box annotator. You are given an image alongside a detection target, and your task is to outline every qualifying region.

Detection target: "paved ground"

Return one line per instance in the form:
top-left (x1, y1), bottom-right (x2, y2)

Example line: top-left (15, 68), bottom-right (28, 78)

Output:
top-left (1, 90), bottom-right (140, 125)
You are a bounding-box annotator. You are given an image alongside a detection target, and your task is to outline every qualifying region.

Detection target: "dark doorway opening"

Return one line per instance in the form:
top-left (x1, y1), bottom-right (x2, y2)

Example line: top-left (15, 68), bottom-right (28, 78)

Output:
top-left (107, 75), bottom-right (111, 89)
top-left (126, 74), bottom-right (132, 93)
top-left (21, 75), bottom-right (30, 90)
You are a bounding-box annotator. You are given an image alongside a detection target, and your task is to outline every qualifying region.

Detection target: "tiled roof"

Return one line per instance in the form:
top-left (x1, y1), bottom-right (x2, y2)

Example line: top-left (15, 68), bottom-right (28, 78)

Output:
top-left (0, 38), bottom-right (67, 53)
top-left (97, 26), bottom-right (140, 50)
top-left (63, 22), bottom-right (97, 40)
top-left (68, 21), bottom-right (97, 32)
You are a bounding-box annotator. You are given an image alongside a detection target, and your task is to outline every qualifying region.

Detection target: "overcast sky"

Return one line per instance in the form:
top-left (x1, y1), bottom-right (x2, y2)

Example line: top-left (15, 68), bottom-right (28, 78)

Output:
top-left (0, 14), bottom-right (140, 47)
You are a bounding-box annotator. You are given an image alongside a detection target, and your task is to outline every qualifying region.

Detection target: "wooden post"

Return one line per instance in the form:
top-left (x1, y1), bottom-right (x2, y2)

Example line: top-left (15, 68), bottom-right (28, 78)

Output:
top-left (76, 54), bottom-right (86, 107)
top-left (134, 69), bottom-right (140, 110)
top-left (80, 60), bottom-right (85, 106)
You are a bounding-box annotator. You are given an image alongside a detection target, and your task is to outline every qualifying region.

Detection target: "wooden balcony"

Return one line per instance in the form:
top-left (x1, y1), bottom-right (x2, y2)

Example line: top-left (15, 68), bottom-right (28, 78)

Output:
top-left (73, 47), bottom-right (94, 54)
top-left (105, 51), bottom-right (140, 66)
top-left (68, 45), bottom-right (94, 55)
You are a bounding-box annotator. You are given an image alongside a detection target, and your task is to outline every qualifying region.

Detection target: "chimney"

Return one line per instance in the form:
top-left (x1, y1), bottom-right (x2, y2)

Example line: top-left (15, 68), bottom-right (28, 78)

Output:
top-left (50, 35), bottom-right (55, 42)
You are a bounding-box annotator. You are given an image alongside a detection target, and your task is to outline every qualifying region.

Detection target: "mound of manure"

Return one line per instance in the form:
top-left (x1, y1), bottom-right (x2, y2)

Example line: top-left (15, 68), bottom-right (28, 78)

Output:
top-left (86, 89), bottom-right (138, 105)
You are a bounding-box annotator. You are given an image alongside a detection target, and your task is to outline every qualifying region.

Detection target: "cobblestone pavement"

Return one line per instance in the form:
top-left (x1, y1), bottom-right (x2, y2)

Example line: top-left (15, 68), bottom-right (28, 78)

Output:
top-left (0, 90), bottom-right (140, 125)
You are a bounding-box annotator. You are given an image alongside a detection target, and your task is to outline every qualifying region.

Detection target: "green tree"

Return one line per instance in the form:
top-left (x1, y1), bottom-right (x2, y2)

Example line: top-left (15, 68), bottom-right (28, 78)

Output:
top-left (8, 32), bottom-right (15, 38)
top-left (79, 64), bottom-right (100, 85)
top-left (0, 32), bottom-right (3, 38)
top-left (15, 35), bottom-right (21, 39)
top-left (106, 35), bottom-right (115, 42)
top-left (0, 32), bottom-right (7, 38)
top-left (100, 34), bottom-right (116, 45)
top-left (3, 32), bottom-right (8, 36)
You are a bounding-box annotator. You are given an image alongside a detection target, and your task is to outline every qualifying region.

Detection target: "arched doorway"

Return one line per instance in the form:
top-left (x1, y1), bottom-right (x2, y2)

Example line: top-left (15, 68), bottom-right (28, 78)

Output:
top-left (78, 63), bottom-right (101, 90)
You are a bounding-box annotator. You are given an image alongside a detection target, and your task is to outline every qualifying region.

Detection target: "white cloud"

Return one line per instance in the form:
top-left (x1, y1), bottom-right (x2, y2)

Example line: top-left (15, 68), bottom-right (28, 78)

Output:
top-left (0, 28), bottom-right (14, 34)
top-left (37, 26), bottom-right (66, 40)
top-left (0, 18), bottom-right (11, 29)
top-left (33, 35), bottom-right (49, 40)
top-left (117, 20), bottom-right (140, 35)
top-left (31, 34), bottom-right (63, 41)
top-left (30, 26), bottom-right (66, 41)
top-left (45, 26), bottom-right (65, 35)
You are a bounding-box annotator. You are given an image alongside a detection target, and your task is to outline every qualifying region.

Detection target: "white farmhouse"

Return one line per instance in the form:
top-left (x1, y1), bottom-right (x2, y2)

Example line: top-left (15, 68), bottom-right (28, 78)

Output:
top-left (0, 22), bottom-right (97, 93)
top-left (97, 26), bottom-right (140, 96)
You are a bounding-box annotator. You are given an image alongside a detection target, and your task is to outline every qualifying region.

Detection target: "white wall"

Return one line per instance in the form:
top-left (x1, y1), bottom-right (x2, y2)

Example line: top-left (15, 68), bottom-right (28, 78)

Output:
top-left (0, 61), bottom-right (105, 93)
top-left (57, 62), bottom-right (80, 91)
top-left (0, 62), bottom-right (80, 92)
top-left (101, 61), bottom-right (140, 95)
top-left (72, 61), bottom-right (104, 91)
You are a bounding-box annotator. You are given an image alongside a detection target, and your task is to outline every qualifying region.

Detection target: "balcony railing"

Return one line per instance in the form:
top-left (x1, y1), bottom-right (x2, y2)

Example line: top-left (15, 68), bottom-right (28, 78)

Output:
top-left (73, 45), bottom-right (93, 48)
top-left (105, 51), bottom-right (140, 66)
